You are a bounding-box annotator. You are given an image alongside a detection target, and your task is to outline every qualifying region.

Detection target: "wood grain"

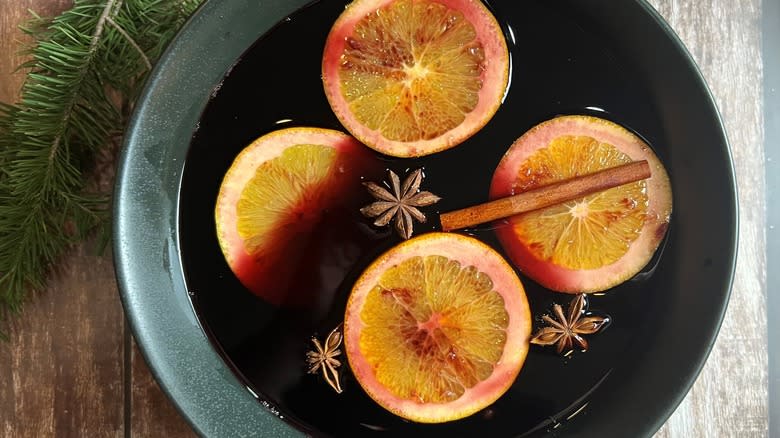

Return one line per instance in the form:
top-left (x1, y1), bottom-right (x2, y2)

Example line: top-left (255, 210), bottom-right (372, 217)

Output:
top-left (0, 4), bottom-right (126, 438)
top-left (0, 242), bottom-right (124, 437)
top-left (0, 0), bottom-right (71, 102)
top-left (0, 0), bottom-right (769, 437)
top-left (131, 342), bottom-right (197, 438)
top-left (0, 2), bottom-right (193, 437)
top-left (647, 0), bottom-right (769, 437)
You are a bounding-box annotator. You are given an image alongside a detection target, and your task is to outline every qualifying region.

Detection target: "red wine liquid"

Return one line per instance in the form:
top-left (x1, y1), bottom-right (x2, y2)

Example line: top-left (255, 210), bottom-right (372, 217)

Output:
top-left (179, 1), bottom-right (670, 436)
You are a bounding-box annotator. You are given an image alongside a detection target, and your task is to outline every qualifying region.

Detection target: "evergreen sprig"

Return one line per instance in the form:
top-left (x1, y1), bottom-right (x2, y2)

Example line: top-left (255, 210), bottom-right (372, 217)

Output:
top-left (0, 0), bottom-right (203, 335)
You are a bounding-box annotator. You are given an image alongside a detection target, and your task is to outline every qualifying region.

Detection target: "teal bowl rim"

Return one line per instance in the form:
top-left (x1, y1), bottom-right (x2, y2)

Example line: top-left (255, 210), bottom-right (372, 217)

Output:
top-left (114, 0), bottom-right (309, 436)
top-left (114, 0), bottom-right (738, 437)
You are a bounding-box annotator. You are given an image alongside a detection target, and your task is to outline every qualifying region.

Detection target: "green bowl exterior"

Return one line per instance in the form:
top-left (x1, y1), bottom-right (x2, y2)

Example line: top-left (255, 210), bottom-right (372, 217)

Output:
top-left (114, 0), bottom-right (309, 436)
top-left (114, 0), bottom-right (738, 437)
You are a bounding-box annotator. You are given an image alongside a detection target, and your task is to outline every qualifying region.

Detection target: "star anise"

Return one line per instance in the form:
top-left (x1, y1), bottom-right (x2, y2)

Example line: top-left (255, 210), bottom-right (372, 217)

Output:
top-left (530, 294), bottom-right (609, 355)
top-left (360, 169), bottom-right (441, 240)
top-left (306, 325), bottom-right (344, 393)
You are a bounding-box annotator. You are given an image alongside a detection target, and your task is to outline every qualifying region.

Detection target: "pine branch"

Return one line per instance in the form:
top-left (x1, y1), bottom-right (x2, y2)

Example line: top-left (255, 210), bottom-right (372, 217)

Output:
top-left (0, 0), bottom-right (203, 336)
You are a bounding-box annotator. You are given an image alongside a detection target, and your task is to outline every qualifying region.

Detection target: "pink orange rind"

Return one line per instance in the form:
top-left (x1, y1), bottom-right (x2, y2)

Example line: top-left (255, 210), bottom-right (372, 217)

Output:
top-left (490, 115), bottom-right (673, 293)
top-left (344, 233), bottom-right (531, 423)
top-left (215, 127), bottom-right (373, 305)
top-left (322, 0), bottom-right (509, 157)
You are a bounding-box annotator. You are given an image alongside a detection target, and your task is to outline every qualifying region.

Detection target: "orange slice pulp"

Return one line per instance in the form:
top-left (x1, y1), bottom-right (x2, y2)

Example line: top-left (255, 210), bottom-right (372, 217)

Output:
top-left (490, 115), bottom-right (673, 293)
top-left (344, 232), bottom-right (531, 423)
top-left (215, 127), bottom-right (376, 305)
top-left (322, 0), bottom-right (509, 157)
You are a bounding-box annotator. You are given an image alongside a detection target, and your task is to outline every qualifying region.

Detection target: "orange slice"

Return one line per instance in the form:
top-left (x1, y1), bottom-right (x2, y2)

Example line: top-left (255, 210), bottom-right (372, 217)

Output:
top-left (490, 115), bottom-right (673, 293)
top-left (344, 233), bottom-right (531, 423)
top-left (322, 0), bottom-right (509, 158)
top-left (215, 127), bottom-right (375, 305)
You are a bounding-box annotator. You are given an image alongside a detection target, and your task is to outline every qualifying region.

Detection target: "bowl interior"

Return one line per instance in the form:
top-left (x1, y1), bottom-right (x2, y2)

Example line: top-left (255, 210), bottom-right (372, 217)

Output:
top-left (115, 1), bottom-right (737, 437)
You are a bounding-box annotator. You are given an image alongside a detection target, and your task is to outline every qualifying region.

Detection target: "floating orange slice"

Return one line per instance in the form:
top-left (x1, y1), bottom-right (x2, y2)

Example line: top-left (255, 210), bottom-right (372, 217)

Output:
top-left (322, 0), bottom-right (509, 157)
top-left (215, 127), bottom-right (375, 305)
top-left (344, 233), bottom-right (531, 423)
top-left (490, 115), bottom-right (673, 293)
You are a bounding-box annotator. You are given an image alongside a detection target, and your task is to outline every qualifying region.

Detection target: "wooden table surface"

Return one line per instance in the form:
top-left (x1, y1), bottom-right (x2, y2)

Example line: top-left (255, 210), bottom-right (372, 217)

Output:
top-left (0, 0), bottom-right (768, 437)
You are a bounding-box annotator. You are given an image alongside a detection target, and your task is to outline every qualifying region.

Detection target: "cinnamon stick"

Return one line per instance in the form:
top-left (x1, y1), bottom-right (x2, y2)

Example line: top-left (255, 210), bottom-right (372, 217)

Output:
top-left (439, 160), bottom-right (651, 231)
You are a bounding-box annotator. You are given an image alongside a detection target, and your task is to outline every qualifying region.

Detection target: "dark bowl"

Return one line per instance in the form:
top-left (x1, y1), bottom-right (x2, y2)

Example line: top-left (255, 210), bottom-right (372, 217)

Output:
top-left (114, 0), bottom-right (738, 436)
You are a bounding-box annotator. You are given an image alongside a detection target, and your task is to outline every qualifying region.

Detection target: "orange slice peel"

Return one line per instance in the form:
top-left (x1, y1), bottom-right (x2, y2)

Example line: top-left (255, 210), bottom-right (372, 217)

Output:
top-left (490, 115), bottom-right (673, 293)
top-left (215, 126), bottom-right (375, 305)
top-left (322, 0), bottom-right (509, 157)
top-left (344, 232), bottom-right (531, 423)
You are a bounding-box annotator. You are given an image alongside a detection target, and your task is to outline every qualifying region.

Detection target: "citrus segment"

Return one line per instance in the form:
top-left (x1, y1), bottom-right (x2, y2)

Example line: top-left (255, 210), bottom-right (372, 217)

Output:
top-left (490, 115), bottom-right (673, 293)
top-left (513, 136), bottom-right (647, 270)
top-left (345, 233), bottom-right (531, 423)
top-left (236, 144), bottom-right (336, 254)
top-left (215, 127), bottom-right (376, 305)
top-left (322, 0), bottom-right (509, 157)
